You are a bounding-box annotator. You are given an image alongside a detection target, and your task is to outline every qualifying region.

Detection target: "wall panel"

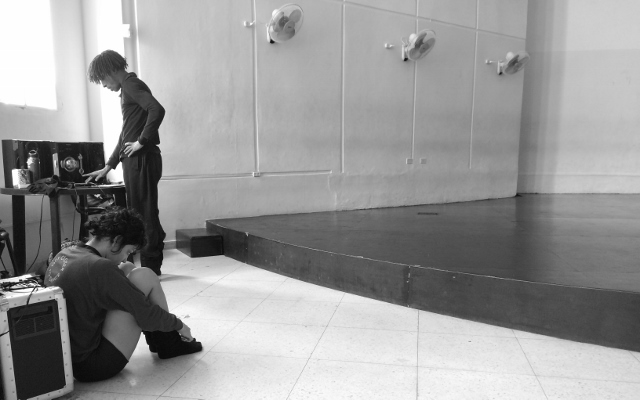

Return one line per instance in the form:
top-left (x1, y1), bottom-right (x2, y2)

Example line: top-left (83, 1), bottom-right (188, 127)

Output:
top-left (414, 21), bottom-right (475, 171)
top-left (136, 0), bottom-right (255, 176)
top-left (347, 0), bottom-right (416, 16)
top-left (343, 5), bottom-right (416, 175)
top-left (471, 33), bottom-right (525, 182)
top-left (418, 0), bottom-right (476, 28)
top-left (478, 0), bottom-right (528, 38)
top-left (255, 0), bottom-right (342, 173)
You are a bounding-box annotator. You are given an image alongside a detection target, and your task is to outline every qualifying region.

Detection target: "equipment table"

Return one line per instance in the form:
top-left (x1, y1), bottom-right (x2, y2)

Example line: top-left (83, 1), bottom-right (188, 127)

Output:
top-left (0, 185), bottom-right (126, 275)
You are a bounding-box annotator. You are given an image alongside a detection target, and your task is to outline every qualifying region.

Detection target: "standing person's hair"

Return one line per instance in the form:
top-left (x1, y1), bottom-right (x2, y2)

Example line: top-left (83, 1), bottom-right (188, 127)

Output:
top-left (85, 207), bottom-right (147, 253)
top-left (87, 50), bottom-right (128, 84)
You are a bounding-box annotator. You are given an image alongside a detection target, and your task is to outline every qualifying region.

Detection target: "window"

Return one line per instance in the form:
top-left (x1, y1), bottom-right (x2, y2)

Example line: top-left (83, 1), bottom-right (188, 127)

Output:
top-left (0, 0), bottom-right (57, 109)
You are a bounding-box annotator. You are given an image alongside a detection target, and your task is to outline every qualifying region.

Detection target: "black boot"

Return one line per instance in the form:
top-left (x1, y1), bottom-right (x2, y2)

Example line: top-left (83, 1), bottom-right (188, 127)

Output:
top-left (152, 330), bottom-right (202, 359)
top-left (142, 331), bottom-right (157, 353)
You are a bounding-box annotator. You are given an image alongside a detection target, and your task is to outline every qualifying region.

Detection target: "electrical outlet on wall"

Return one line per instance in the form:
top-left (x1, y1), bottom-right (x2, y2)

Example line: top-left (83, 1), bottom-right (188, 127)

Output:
top-left (419, 158), bottom-right (427, 164)
top-left (406, 158), bottom-right (413, 165)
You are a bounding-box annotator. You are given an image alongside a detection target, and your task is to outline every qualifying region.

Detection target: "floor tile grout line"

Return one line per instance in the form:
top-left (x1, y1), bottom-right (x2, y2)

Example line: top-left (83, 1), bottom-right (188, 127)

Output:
top-left (157, 352), bottom-right (212, 399)
top-left (419, 330), bottom-right (518, 339)
top-left (157, 282), bottom-right (236, 399)
top-left (416, 311), bottom-right (420, 400)
top-left (156, 270), bottom-right (286, 398)
top-left (207, 349), bottom-right (313, 361)
top-left (532, 373), bottom-right (640, 385)
top-left (199, 351), bottom-right (422, 369)
top-left (417, 365), bottom-right (544, 377)
top-left (304, 356), bottom-right (418, 369)
top-left (166, 260), bottom-right (243, 275)
top-left (285, 290), bottom-right (345, 400)
top-left (223, 279), bottom-right (287, 328)
top-left (193, 277), bottom-right (287, 299)
top-left (515, 336), bottom-right (550, 400)
top-left (157, 262), bottom-right (250, 399)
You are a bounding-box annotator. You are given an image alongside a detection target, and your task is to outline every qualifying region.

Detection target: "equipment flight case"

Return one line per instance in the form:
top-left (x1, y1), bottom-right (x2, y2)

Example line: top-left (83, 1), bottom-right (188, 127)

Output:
top-left (0, 276), bottom-right (73, 399)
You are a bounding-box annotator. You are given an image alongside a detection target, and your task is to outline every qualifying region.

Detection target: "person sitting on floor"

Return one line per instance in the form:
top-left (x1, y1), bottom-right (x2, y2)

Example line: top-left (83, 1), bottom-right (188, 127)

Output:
top-left (44, 206), bottom-right (202, 382)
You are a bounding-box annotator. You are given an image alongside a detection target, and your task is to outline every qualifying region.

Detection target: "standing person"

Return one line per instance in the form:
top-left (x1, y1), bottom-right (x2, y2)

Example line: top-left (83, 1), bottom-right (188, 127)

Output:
top-left (84, 49), bottom-right (166, 275)
top-left (44, 207), bottom-right (202, 382)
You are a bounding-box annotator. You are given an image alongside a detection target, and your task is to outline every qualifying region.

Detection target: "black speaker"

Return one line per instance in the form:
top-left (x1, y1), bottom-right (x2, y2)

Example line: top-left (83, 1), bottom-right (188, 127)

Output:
top-left (81, 142), bottom-right (106, 178)
top-left (8, 301), bottom-right (67, 399)
top-left (51, 142), bottom-right (83, 183)
top-left (51, 142), bottom-right (105, 183)
top-left (2, 140), bottom-right (54, 188)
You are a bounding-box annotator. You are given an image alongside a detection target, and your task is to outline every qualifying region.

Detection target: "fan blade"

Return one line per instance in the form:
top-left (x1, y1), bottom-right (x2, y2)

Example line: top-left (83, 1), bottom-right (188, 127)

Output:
top-left (408, 48), bottom-right (421, 60)
top-left (289, 9), bottom-right (302, 23)
top-left (421, 38), bottom-right (435, 54)
top-left (277, 20), bottom-right (296, 41)
top-left (270, 12), bottom-right (286, 32)
top-left (504, 53), bottom-right (529, 74)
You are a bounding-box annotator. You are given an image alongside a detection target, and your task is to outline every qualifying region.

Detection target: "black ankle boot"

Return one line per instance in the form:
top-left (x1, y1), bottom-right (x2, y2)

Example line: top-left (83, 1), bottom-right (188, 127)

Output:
top-left (152, 330), bottom-right (202, 359)
top-left (142, 331), bottom-right (157, 353)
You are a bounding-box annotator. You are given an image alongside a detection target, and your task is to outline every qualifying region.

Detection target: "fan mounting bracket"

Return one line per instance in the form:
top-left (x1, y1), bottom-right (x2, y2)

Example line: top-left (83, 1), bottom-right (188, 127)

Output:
top-left (267, 24), bottom-right (275, 43)
top-left (401, 45), bottom-right (408, 62)
top-left (485, 59), bottom-right (505, 75)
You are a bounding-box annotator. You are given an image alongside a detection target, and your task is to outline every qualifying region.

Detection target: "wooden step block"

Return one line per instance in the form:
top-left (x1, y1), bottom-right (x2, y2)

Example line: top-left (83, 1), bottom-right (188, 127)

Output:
top-left (176, 228), bottom-right (223, 258)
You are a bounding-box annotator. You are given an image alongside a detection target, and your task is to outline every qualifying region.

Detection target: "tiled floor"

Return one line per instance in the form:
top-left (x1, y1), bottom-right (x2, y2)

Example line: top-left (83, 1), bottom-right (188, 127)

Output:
top-left (60, 250), bottom-right (640, 400)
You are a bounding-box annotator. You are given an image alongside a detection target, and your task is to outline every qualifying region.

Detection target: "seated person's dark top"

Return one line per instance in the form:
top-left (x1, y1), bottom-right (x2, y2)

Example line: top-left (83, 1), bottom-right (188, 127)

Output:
top-left (44, 243), bottom-right (182, 363)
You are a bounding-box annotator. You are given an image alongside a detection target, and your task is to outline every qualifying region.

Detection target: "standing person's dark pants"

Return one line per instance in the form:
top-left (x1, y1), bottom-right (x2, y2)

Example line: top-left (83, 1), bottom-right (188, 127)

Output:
top-left (122, 152), bottom-right (166, 274)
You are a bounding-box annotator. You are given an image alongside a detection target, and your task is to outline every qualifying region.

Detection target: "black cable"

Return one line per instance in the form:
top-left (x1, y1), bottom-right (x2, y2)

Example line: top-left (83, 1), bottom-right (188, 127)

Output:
top-left (71, 186), bottom-right (78, 240)
top-left (25, 196), bottom-right (45, 274)
top-left (70, 182), bottom-right (110, 240)
top-left (0, 231), bottom-right (8, 274)
top-left (72, 207), bottom-right (77, 240)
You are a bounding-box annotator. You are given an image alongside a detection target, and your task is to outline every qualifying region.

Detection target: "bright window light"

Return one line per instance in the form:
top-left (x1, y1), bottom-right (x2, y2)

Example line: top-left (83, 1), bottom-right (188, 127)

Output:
top-left (0, 0), bottom-right (57, 110)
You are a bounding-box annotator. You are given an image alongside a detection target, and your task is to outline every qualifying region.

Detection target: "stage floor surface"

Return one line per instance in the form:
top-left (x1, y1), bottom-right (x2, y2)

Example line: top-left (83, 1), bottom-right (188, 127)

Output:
top-left (212, 194), bottom-right (640, 293)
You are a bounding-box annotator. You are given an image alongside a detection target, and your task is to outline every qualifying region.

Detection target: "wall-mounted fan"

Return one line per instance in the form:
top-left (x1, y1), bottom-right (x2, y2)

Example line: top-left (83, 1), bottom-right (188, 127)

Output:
top-left (485, 51), bottom-right (530, 75)
top-left (267, 4), bottom-right (304, 43)
top-left (402, 29), bottom-right (436, 62)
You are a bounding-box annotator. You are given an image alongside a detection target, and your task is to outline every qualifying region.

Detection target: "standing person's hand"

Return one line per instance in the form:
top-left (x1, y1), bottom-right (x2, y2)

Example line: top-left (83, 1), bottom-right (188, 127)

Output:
top-left (83, 166), bottom-right (112, 183)
top-left (124, 141), bottom-right (143, 157)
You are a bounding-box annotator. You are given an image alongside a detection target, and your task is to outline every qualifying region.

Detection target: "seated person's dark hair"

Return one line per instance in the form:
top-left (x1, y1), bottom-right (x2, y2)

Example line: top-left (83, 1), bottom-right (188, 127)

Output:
top-left (85, 207), bottom-right (147, 253)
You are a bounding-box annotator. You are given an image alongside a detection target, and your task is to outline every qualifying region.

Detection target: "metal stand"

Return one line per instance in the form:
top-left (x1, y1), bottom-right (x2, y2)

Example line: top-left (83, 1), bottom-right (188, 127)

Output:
top-left (0, 220), bottom-right (17, 277)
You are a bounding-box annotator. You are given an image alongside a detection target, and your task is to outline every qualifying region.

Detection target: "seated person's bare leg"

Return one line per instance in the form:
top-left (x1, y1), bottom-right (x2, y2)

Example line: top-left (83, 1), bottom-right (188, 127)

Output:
top-left (102, 265), bottom-right (168, 359)
top-left (118, 261), bottom-right (136, 277)
top-left (101, 310), bottom-right (140, 360)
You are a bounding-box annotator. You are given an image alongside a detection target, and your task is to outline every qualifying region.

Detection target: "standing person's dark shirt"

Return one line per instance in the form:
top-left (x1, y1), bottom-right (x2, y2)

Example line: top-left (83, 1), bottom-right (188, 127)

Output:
top-left (107, 72), bottom-right (164, 169)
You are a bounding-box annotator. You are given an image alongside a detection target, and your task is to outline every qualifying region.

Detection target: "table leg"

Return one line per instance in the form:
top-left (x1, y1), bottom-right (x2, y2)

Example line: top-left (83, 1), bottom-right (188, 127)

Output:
top-left (49, 195), bottom-right (62, 259)
top-left (79, 195), bottom-right (87, 240)
top-left (114, 191), bottom-right (127, 208)
top-left (11, 195), bottom-right (25, 276)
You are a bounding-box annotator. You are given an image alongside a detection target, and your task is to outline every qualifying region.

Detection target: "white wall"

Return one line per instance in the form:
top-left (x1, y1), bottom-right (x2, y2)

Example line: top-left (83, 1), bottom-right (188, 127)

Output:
top-left (0, 0), bottom-right (89, 269)
top-left (1, 0), bottom-right (528, 270)
top-left (134, 0), bottom-right (528, 237)
top-left (519, 0), bottom-right (640, 193)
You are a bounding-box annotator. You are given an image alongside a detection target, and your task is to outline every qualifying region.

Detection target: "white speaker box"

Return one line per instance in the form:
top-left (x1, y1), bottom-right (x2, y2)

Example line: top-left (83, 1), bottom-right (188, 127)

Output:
top-left (0, 278), bottom-right (73, 399)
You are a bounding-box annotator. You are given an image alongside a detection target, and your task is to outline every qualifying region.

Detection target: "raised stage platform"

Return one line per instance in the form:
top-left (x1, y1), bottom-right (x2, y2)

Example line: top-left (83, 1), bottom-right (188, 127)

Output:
top-left (206, 194), bottom-right (640, 351)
